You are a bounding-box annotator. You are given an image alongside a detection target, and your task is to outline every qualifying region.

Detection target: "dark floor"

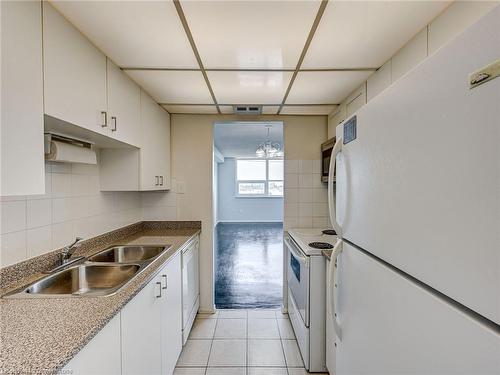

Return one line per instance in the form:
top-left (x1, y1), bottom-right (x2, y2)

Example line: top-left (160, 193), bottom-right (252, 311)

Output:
top-left (215, 222), bottom-right (283, 309)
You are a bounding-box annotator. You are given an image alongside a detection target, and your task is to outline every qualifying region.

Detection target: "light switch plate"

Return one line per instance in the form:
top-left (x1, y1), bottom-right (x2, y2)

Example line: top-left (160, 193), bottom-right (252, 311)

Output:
top-left (177, 181), bottom-right (186, 194)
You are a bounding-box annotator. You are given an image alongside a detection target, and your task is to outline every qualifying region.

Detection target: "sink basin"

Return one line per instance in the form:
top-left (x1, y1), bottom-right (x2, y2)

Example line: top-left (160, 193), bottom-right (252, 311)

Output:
top-left (25, 264), bottom-right (140, 296)
top-left (87, 245), bottom-right (168, 263)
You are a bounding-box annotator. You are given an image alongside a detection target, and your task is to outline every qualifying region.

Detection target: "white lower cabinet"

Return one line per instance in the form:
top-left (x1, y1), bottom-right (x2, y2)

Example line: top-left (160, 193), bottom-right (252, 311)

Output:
top-left (62, 315), bottom-right (121, 375)
top-left (121, 252), bottom-right (182, 375)
top-left (121, 271), bottom-right (163, 375)
top-left (325, 258), bottom-right (335, 374)
top-left (63, 252), bottom-right (183, 375)
top-left (160, 253), bottom-right (183, 374)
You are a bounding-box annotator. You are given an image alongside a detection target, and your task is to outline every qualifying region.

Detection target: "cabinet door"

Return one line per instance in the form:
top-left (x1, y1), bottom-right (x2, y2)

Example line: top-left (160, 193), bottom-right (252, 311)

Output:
top-left (62, 315), bottom-right (121, 375)
top-left (1, 0), bottom-right (45, 196)
top-left (121, 275), bottom-right (162, 374)
top-left (107, 59), bottom-right (141, 146)
top-left (140, 91), bottom-right (170, 190)
top-left (43, 2), bottom-right (107, 134)
top-left (157, 108), bottom-right (171, 190)
top-left (160, 253), bottom-right (183, 375)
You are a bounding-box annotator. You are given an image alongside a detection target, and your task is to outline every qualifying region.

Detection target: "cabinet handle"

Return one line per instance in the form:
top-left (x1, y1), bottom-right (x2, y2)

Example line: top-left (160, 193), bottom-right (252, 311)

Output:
top-left (101, 111), bottom-right (107, 128)
top-left (111, 116), bottom-right (117, 132)
top-left (155, 176), bottom-right (159, 186)
top-left (160, 176), bottom-right (164, 186)
top-left (161, 274), bottom-right (167, 289)
top-left (155, 281), bottom-right (162, 298)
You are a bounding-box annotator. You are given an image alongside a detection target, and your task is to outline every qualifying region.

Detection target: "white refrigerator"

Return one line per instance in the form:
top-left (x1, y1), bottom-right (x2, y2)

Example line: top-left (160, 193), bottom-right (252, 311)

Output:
top-left (328, 6), bottom-right (500, 375)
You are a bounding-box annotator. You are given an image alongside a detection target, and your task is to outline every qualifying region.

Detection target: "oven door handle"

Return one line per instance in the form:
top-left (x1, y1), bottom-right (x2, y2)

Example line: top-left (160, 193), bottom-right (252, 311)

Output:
top-left (284, 236), bottom-right (309, 267)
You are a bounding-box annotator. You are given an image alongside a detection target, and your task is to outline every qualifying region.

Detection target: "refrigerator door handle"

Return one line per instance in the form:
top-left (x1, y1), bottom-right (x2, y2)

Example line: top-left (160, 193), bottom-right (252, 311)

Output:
top-left (329, 239), bottom-right (343, 340)
top-left (328, 136), bottom-right (343, 236)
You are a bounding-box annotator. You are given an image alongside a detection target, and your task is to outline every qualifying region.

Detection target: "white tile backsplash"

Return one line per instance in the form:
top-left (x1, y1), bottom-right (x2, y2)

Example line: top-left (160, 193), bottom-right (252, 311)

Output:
top-left (284, 160), bottom-right (328, 230)
top-left (298, 160), bottom-right (313, 174)
top-left (27, 199), bottom-right (52, 229)
top-left (27, 226), bottom-right (52, 258)
top-left (1, 231), bottom-right (27, 266)
top-left (0, 200), bottom-right (26, 234)
top-left (0, 160), bottom-right (171, 268)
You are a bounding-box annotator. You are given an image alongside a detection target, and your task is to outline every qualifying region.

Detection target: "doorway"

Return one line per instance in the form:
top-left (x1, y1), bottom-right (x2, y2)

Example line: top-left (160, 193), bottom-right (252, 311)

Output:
top-left (213, 122), bottom-right (284, 309)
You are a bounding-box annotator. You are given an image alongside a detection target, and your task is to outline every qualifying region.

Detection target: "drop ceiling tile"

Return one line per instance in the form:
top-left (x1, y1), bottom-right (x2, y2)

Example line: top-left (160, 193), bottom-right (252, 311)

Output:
top-left (126, 71), bottom-right (213, 104)
top-left (281, 105), bottom-right (337, 115)
top-left (182, 1), bottom-right (321, 69)
top-left (208, 71), bottom-right (293, 105)
top-left (162, 105), bottom-right (218, 114)
top-left (302, 1), bottom-right (450, 68)
top-left (51, 1), bottom-right (197, 68)
top-left (286, 71), bottom-right (372, 105)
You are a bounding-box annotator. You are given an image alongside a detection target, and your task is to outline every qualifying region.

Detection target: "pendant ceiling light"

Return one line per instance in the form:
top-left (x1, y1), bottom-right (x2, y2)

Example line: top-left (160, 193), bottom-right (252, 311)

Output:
top-left (256, 125), bottom-right (283, 158)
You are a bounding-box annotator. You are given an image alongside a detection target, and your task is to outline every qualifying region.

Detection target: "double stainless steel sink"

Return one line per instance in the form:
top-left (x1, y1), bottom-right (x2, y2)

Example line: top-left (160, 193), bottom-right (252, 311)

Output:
top-left (4, 245), bottom-right (170, 298)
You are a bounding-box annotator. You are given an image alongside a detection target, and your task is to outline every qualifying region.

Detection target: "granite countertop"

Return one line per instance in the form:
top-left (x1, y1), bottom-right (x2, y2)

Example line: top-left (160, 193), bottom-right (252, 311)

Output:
top-left (0, 221), bottom-right (201, 375)
top-left (322, 249), bottom-right (333, 260)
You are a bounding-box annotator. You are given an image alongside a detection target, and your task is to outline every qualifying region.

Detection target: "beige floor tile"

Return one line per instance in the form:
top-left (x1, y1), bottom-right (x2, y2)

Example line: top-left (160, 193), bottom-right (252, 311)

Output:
top-left (282, 340), bottom-right (304, 367)
top-left (176, 340), bottom-right (212, 367)
top-left (277, 318), bottom-right (295, 339)
top-left (189, 318), bottom-right (217, 339)
top-left (208, 339), bottom-right (247, 367)
top-left (248, 309), bottom-right (278, 319)
top-left (248, 339), bottom-right (286, 367)
top-left (173, 368), bottom-right (206, 375)
top-left (248, 368), bottom-right (288, 375)
top-left (248, 318), bottom-right (280, 339)
top-left (214, 318), bottom-right (247, 339)
top-left (206, 367), bottom-right (246, 375)
top-left (218, 309), bottom-right (248, 319)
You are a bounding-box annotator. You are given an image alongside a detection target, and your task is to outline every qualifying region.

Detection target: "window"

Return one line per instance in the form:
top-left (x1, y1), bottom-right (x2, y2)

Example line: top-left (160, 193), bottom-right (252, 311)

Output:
top-left (236, 159), bottom-right (283, 197)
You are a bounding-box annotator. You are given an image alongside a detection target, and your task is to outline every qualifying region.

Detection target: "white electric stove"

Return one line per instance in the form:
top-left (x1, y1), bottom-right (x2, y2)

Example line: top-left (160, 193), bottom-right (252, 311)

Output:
top-left (285, 228), bottom-right (338, 372)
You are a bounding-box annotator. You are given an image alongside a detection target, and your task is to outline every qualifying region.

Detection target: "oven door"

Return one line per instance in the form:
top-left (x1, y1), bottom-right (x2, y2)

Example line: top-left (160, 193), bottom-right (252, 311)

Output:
top-left (285, 234), bottom-right (310, 327)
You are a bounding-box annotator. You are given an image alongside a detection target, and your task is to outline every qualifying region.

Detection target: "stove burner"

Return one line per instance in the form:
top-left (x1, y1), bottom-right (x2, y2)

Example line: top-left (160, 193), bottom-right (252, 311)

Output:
top-left (309, 242), bottom-right (334, 250)
top-left (322, 229), bottom-right (337, 235)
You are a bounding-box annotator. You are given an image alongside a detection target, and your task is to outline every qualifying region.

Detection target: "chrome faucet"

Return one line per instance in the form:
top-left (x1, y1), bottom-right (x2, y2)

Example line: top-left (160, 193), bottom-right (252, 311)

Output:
top-left (61, 237), bottom-right (84, 263)
top-left (44, 237), bottom-right (85, 274)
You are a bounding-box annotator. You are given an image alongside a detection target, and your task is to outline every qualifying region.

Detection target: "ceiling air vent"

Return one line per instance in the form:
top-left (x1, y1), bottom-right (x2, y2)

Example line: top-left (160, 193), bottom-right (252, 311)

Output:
top-left (233, 105), bottom-right (262, 115)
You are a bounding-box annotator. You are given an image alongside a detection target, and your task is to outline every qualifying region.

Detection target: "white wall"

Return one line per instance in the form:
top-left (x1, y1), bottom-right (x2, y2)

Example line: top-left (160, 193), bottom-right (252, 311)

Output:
top-left (217, 158), bottom-right (283, 222)
top-left (0, 158), bottom-right (143, 267)
top-left (328, 1), bottom-right (499, 137)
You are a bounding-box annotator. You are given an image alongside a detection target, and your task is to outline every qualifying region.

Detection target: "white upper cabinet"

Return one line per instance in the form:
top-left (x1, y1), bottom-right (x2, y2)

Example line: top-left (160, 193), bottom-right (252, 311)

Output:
top-left (1, 1), bottom-right (45, 196)
top-left (106, 59), bottom-right (141, 145)
top-left (99, 90), bottom-right (170, 191)
top-left (140, 91), bottom-right (171, 191)
top-left (43, 2), bottom-right (107, 135)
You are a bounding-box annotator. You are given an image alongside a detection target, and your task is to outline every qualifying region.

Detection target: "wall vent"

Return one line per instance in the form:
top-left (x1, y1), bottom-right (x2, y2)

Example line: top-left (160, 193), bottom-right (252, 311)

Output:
top-left (233, 105), bottom-right (262, 115)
